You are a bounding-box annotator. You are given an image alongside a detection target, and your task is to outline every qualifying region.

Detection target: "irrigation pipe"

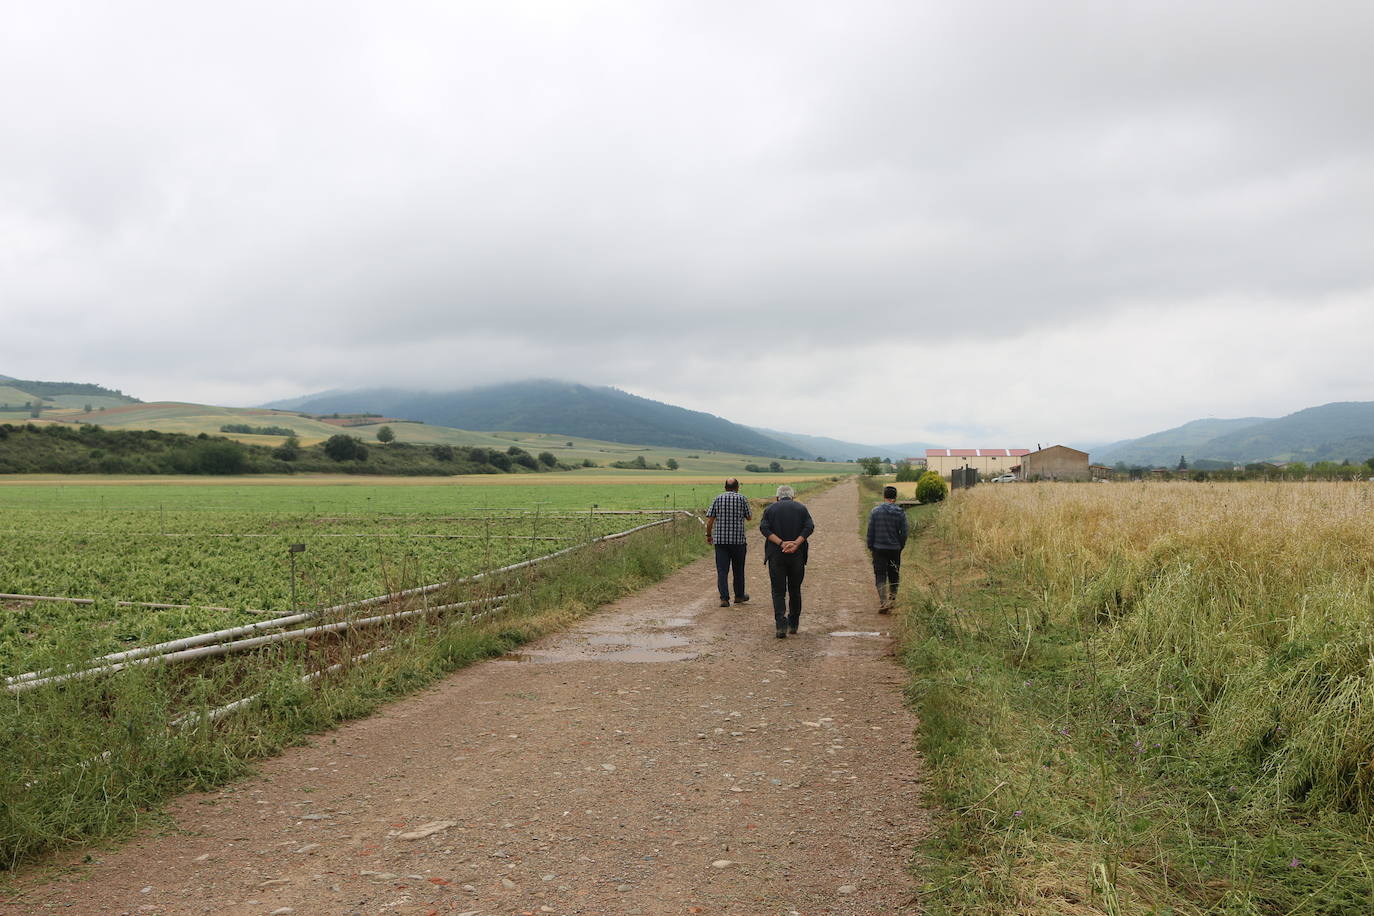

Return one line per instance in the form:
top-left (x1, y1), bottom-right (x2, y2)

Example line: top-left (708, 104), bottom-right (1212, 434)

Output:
top-left (170, 597), bottom-right (516, 731)
top-left (29, 644), bottom-right (402, 788)
top-left (8, 595), bottom-right (511, 694)
top-left (5, 594), bottom-right (509, 690)
top-left (168, 645), bottom-right (395, 730)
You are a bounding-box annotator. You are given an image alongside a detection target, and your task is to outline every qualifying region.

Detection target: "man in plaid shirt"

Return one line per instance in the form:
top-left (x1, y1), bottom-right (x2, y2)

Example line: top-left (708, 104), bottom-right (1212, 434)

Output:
top-left (866, 485), bottom-right (909, 613)
top-left (705, 478), bottom-right (752, 607)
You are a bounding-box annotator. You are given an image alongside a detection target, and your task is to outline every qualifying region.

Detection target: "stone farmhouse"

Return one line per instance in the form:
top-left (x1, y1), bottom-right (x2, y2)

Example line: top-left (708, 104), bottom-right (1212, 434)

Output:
top-left (1019, 445), bottom-right (1091, 481)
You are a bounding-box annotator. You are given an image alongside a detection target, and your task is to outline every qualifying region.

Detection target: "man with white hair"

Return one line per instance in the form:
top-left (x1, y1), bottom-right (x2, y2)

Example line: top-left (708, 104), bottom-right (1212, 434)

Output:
top-left (758, 485), bottom-right (816, 638)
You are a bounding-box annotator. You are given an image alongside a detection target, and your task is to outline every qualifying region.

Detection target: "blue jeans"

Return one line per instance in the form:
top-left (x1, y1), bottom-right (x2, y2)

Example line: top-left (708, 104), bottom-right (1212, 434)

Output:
top-left (714, 543), bottom-right (747, 600)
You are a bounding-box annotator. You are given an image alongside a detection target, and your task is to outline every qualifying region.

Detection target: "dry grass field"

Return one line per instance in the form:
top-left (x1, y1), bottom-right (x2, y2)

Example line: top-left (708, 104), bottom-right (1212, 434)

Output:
top-left (901, 480), bottom-right (1374, 913)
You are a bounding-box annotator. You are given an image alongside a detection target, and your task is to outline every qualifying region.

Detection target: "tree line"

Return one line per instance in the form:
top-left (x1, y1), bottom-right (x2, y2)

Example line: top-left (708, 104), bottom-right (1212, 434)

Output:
top-left (0, 424), bottom-right (574, 476)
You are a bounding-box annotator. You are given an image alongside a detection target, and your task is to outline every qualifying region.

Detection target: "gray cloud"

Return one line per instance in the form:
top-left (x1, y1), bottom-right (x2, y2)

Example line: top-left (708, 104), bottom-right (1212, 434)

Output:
top-left (2, 1), bottom-right (1372, 442)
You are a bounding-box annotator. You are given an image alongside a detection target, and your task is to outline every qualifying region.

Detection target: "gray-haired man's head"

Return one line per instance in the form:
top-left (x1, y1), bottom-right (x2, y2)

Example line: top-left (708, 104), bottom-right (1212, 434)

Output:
top-left (776, 485), bottom-right (795, 500)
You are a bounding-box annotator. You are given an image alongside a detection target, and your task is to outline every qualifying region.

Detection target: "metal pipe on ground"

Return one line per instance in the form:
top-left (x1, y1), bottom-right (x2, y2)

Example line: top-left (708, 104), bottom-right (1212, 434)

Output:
top-left (3, 592), bottom-right (510, 687)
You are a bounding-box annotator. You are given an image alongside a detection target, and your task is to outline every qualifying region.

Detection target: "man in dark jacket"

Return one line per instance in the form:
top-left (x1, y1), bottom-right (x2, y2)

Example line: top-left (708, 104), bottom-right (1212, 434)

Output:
top-left (866, 485), bottom-right (909, 613)
top-left (759, 485), bottom-right (816, 638)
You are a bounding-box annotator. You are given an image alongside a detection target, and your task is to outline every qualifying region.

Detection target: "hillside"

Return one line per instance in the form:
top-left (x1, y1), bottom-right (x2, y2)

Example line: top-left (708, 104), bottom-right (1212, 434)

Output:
top-left (7, 401), bottom-right (843, 478)
top-left (265, 380), bottom-right (798, 457)
top-left (0, 375), bottom-right (138, 405)
top-left (1095, 417), bottom-right (1268, 467)
top-left (1200, 402), bottom-right (1374, 463)
top-left (1098, 402), bottom-right (1374, 466)
top-left (0, 423), bottom-right (563, 476)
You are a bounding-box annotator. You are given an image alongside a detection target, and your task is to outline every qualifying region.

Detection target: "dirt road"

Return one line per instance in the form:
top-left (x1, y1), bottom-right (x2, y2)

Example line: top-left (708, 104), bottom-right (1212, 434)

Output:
top-left (10, 480), bottom-right (926, 915)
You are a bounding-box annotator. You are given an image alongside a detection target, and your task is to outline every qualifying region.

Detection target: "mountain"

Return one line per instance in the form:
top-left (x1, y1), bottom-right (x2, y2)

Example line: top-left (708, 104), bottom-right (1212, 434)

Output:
top-left (752, 428), bottom-right (938, 462)
top-left (1199, 402), bottom-right (1374, 464)
top-left (1095, 417), bottom-right (1269, 467)
top-left (1096, 402), bottom-right (1374, 466)
top-left (263, 380), bottom-right (797, 457)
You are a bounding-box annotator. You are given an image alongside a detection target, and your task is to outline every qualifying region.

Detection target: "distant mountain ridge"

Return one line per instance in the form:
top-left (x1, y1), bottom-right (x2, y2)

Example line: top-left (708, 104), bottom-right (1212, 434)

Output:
top-left (264, 380), bottom-right (798, 457)
top-left (1097, 402), bottom-right (1374, 466)
top-left (751, 427), bottom-right (939, 462)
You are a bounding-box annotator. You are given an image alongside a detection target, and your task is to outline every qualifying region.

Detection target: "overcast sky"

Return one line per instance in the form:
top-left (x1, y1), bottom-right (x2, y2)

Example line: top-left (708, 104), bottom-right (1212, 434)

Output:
top-left (3, 1), bottom-right (1372, 446)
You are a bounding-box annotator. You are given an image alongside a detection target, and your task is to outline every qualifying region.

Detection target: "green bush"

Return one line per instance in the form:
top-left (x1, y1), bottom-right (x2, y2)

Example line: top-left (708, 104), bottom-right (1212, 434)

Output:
top-left (323, 434), bottom-right (368, 462)
top-left (915, 470), bottom-right (948, 503)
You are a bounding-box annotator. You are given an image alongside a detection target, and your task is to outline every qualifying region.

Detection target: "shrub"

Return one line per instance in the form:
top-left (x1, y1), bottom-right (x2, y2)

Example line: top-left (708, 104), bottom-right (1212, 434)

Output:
top-left (323, 434), bottom-right (368, 462)
top-left (895, 461), bottom-right (921, 482)
top-left (272, 436), bottom-right (301, 461)
top-left (431, 445), bottom-right (455, 462)
top-left (538, 451), bottom-right (557, 467)
top-left (194, 441), bottom-right (248, 474)
top-left (915, 470), bottom-right (948, 503)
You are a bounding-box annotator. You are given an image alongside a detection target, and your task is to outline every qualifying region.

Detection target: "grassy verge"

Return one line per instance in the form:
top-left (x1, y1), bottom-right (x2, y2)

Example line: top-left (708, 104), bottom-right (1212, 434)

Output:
top-left (896, 487), bottom-right (1374, 914)
top-left (0, 517), bottom-right (708, 872)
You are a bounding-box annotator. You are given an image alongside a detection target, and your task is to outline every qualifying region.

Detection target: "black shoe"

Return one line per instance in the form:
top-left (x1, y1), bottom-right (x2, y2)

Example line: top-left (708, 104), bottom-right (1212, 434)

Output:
top-left (775, 628), bottom-right (787, 639)
top-left (720, 598), bottom-right (731, 607)
top-left (734, 594), bottom-right (750, 605)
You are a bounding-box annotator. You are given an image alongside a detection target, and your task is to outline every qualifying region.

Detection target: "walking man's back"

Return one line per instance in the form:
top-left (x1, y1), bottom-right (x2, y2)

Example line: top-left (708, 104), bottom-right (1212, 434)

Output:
top-left (866, 485), bottom-right (909, 613)
top-left (759, 485), bottom-right (815, 638)
top-left (705, 478), bottom-right (752, 608)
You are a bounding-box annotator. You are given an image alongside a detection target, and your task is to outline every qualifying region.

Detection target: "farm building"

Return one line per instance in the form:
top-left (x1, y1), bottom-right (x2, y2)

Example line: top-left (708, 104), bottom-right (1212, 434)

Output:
top-left (1019, 445), bottom-right (1091, 481)
top-left (925, 448), bottom-right (1030, 479)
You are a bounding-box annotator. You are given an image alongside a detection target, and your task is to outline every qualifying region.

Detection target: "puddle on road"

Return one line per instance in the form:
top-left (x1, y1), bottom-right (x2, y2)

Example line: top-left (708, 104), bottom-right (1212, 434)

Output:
top-left (829, 631), bottom-right (888, 638)
top-left (501, 647), bottom-right (699, 664)
top-left (587, 633), bottom-right (689, 649)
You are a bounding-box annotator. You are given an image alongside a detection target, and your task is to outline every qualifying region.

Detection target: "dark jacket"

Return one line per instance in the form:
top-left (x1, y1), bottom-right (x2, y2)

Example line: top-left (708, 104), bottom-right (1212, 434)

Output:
top-left (866, 501), bottom-right (909, 550)
top-left (759, 498), bottom-right (816, 564)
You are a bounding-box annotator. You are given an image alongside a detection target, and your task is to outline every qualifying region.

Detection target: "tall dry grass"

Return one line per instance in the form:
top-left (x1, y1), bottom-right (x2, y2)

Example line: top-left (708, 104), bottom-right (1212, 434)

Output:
top-left (941, 480), bottom-right (1374, 813)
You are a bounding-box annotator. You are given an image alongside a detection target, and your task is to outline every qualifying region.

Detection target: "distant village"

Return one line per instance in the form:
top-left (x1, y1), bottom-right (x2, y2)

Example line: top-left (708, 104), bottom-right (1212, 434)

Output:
top-left (907, 447), bottom-right (1374, 483)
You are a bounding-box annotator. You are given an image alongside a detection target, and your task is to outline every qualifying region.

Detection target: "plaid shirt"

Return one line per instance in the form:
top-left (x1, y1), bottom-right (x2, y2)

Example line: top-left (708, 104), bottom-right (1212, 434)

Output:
top-left (866, 501), bottom-right (909, 550)
top-left (707, 491), bottom-right (752, 545)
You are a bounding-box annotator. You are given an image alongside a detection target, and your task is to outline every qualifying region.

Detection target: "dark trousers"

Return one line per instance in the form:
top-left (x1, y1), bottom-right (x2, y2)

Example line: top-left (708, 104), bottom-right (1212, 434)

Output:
top-left (714, 543), bottom-right (747, 600)
top-left (767, 552), bottom-right (806, 630)
top-left (872, 548), bottom-right (902, 592)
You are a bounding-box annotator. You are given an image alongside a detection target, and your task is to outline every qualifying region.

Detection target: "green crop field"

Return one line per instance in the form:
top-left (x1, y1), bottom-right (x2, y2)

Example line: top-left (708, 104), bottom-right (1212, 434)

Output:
top-left (0, 477), bottom-right (824, 678)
